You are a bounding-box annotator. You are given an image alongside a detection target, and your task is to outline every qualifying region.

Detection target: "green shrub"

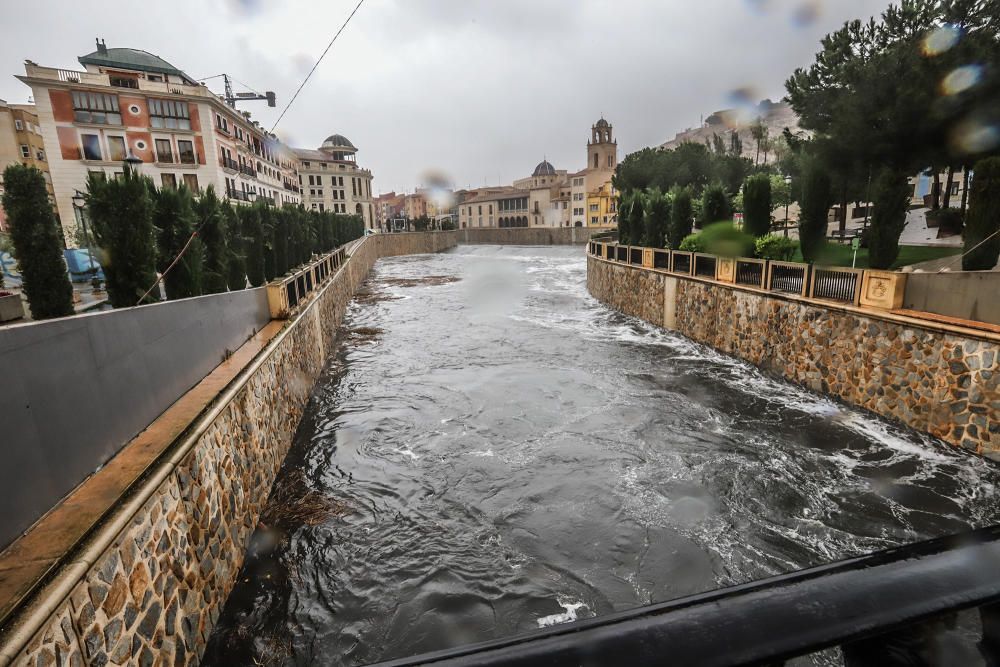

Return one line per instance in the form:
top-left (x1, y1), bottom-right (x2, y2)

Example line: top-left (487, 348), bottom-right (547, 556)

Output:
top-left (667, 186), bottom-right (693, 249)
top-left (699, 221), bottom-right (754, 257)
top-left (195, 186), bottom-right (228, 293)
top-left (698, 183), bottom-right (731, 228)
top-left (1, 164), bottom-right (74, 318)
top-left (930, 208), bottom-right (964, 235)
top-left (441, 219), bottom-right (456, 231)
top-left (679, 233), bottom-right (704, 253)
top-left (754, 234), bottom-right (798, 260)
top-left (153, 185), bottom-right (202, 300)
top-left (798, 161), bottom-right (832, 263)
top-left (963, 157), bottom-right (1000, 271)
top-left (867, 168), bottom-right (910, 270)
top-left (644, 189), bottom-right (670, 248)
top-left (743, 174), bottom-right (772, 238)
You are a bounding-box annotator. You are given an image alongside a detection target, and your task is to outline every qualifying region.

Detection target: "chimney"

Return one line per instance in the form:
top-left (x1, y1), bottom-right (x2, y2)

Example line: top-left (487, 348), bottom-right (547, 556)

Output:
top-left (96, 38), bottom-right (107, 55)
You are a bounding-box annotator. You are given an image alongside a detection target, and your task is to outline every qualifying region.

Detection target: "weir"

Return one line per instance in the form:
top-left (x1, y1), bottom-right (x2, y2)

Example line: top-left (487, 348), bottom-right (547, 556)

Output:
top-left (1, 231), bottom-right (997, 666)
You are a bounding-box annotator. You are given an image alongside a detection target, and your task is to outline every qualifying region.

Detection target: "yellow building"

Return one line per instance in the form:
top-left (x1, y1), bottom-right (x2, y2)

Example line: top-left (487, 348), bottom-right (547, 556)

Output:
top-left (0, 100), bottom-right (54, 231)
top-left (586, 180), bottom-right (617, 228)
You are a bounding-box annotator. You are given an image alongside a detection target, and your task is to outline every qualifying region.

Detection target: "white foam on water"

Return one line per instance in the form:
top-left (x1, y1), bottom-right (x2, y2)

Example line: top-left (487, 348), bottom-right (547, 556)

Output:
top-left (467, 449), bottom-right (495, 458)
top-left (536, 599), bottom-right (587, 628)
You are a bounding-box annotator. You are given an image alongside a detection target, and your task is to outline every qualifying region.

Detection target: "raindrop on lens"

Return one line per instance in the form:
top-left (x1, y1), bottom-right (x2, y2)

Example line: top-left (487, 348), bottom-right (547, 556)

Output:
top-left (922, 24), bottom-right (961, 56)
top-left (950, 118), bottom-right (1000, 155)
top-left (941, 64), bottom-right (983, 96)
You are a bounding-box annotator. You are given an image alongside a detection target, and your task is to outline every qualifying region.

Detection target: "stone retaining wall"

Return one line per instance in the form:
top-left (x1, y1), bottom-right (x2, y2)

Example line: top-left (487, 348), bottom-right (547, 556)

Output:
top-left (10, 232), bottom-right (456, 666)
top-left (588, 255), bottom-right (999, 459)
top-left (461, 226), bottom-right (593, 245)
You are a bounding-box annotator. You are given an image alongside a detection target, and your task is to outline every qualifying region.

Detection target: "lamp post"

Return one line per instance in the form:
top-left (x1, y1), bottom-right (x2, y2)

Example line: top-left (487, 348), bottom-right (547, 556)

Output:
top-left (783, 175), bottom-right (792, 238)
top-left (71, 190), bottom-right (100, 291)
top-left (124, 149), bottom-right (143, 174)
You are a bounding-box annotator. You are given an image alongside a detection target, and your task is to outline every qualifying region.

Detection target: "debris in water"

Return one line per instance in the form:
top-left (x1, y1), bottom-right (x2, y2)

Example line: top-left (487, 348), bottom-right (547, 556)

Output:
top-left (379, 275), bottom-right (460, 287)
top-left (536, 600), bottom-right (588, 628)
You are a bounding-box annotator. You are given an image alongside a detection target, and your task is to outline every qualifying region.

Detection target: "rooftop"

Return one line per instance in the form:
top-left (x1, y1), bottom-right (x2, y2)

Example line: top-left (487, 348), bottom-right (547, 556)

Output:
top-left (78, 42), bottom-right (196, 84)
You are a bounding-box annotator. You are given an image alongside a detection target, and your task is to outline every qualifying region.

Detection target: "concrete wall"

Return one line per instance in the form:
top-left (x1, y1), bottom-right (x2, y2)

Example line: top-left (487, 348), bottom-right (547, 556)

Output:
top-left (0, 288), bottom-right (271, 550)
top-left (460, 226), bottom-right (594, 245)
top-left (588, 255), bottom-right (999, 459)
top-left (9, 232), bottom-right (457, 666)
top-left (904, 271), bottom-right (1000, 326)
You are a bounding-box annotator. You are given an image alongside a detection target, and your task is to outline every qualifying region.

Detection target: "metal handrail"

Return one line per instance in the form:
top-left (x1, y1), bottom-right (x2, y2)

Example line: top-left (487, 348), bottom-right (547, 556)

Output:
top-left (366, 526), bottom-right (1000, 667)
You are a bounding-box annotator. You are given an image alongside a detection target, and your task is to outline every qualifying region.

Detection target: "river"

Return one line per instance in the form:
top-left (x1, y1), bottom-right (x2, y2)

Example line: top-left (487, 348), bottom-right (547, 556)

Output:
top-left (204, 245), bottom-right (1000, 666)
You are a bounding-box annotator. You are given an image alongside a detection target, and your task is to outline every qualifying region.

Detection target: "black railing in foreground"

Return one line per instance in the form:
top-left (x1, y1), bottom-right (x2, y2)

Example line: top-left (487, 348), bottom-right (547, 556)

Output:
top-left (811, 267), bottom-right (862, 305)
top-left (694, 253), bottom-right (716, 278)
top-left (653, 249), bottom-right (669, 269)
top-left (671, 252), bottom-right (692, 274)
top-left (367, 526), bottom-right (1000, 667)
top-left (629, 248), bottom-right (643, 265)
top-left (769, 261), bottom-right (809, 296)
top-left (735, 258), bottom-right (766, 288)
top-left (616, 246), bottom-right (628, 262)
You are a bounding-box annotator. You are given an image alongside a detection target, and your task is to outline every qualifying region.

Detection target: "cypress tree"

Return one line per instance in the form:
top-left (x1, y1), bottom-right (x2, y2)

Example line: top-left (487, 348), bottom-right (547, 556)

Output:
top-left (963, 157), bottom-right (1000, 271)
top-left (617, 192), bottom-right (632, 244)
top-left (667, 186), bottom-right (693, 250)
top-left (742, 174), bottom-right (773, 238)
top-left (223, 204), bottom-right (247, 290)
top-left (85, 166), bottom-right (158, 307)
top-left (196, 186), bottom-right (228, 293)
top-left (698, 183), bottom-right (731, 228)
top-left (1, 164), bottom-right (74, 318)
top-left (626, 192), bottom-right (645, 245)
top-left (868, 168), bottom-right (911, 269)
top-left (798, 161), bottom-right (832, 263)
top-left (270, 205), bottom-right (288, 276)
top-left (153, 185), bottom-right (202, 300)
top-left (644, 190), bottom-right (671, 249)
top-left (239, 205), bottom-right (266, 287)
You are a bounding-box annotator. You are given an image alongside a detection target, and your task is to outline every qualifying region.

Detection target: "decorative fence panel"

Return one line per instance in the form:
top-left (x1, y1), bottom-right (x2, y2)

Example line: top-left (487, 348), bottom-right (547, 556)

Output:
top-left (630, 247), bottom-right (643, 265)
top-left (694, 253), bottom-right (717, 279)
top-left (653, 250), bottom-right (670, 270)
top-left (767, 261), bottom-right (810, 296)
top-left (735, 258), bottom-right (767, 289)
top-left (810, 267), bottom-right (863, 305)
top-left (671, 251), bottom-right (693, 275)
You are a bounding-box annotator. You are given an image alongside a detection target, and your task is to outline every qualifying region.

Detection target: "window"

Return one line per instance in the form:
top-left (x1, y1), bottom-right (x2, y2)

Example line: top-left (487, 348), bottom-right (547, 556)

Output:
top-left (215, 114), bottom-right (229, 133)
top-left (352, 178), bottom-right (357, 197)
top-left (36, 149), bottom-right (45, 161)
top-left (318, 203), bottom-right (325, 212)
top-left (478, 205), bottom-right (482, 214)
top-left (161, 173), bottom-right (177, 188)
top-left (19, 145), bottom-right (29, 158)
top-left (183, 174), bottom-right (199, 192)
top-left (308, 175), bottom-right (316, 186)
top-left (14, 120), bottom-right (23, 131)
top-left (147, 75), bottom-right (163, 82)
top-left (149, 99), bottom-right (191, 130)
top-left (110, 76), bottom-right (138, 89)
top-left (591, 216), bottom-right (598, 224)
top-left (590, 204), bottom-right (599, 212)
top-left (71, 91), bottom-right (121, 124)
top-left (107, 136), bottom-right (126, 162)
top-left (177, 140), bottom-right (195, 164)
top-left (154, 138), bottom-right (173, 163)
top-left (81, 134), bottom-right (102, 160)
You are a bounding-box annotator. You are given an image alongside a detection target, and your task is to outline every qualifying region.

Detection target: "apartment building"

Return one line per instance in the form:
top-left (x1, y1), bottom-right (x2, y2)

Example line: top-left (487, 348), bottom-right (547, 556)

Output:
top-left (16, 40), bottom-right (302, 245)
top-left (294, 133), bottom-right (375, 229)
top-left (0, 101), bottom-right (53, 232)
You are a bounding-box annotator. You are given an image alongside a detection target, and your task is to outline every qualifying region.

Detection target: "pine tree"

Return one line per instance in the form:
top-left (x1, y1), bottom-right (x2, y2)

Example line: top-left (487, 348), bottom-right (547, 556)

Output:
top-left (668, 186), bottom-right (694, 249)
top-left (963, 157), bottom-right (1000, 271)
top-left (742, 174), bottom-right (772, 238)
top-left (153, 185), bottom-right (202, 300)
top-left (798, 161), bottom-right (832, 263)
top-left (868, 168), bottom-right (911, 269)
top-left (196, 186), bottom-right (228, 293)
top-left (1, 164), bottom-right (74, 318)
top-left (85, 166), bottom-right (158, 307)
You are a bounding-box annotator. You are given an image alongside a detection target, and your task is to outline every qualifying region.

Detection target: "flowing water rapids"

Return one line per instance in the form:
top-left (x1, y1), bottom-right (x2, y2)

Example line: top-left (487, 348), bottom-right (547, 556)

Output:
top-left (204, 245), bottom-right (1000, 666)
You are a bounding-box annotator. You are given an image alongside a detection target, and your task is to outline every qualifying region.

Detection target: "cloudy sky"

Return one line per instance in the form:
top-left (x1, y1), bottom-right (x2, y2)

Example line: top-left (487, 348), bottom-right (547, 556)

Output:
top-left (0, 0), bottom-right (886, 194)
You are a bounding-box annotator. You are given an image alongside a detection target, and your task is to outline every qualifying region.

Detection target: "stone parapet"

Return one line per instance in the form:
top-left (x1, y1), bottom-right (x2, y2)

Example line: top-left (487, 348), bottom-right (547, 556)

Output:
top-left (587, 254), bottom-right (999, 459)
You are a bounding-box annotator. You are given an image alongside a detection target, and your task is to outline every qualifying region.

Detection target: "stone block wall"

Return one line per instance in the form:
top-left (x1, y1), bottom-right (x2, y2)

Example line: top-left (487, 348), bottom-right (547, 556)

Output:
top-left (12, 232), bottom-right (456, 666)
top-left (588, 255), bottom-right (999, 458)
top-left (461, 227), bottom-right (592, 245)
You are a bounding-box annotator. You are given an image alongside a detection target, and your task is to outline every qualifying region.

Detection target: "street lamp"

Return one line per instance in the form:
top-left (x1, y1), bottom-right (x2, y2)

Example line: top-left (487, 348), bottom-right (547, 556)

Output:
top-left (71, 190), bottom-right (100, 291)
top-left (783, 175), bottom-right (792, 238)
top-left (123, 149), bottom-right (143, 174)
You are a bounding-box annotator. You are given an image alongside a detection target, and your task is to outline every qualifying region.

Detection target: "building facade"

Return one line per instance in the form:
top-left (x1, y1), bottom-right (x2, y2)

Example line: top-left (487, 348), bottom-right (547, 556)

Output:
top-left (15, 41), bottom-right (312, 244)
top-left (294, 134), bottom-right (375, 229)
top-left (0, 101), bottom-right (53, 232)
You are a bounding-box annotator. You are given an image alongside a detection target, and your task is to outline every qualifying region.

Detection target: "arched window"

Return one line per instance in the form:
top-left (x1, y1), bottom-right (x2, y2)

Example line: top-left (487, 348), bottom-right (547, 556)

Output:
top-left (593, 153), bottom-right (598, 168)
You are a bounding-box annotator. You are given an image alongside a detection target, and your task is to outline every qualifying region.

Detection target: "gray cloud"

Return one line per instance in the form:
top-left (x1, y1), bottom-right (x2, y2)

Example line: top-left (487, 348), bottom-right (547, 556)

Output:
top-left (0, 0), bottom-right (885, 193)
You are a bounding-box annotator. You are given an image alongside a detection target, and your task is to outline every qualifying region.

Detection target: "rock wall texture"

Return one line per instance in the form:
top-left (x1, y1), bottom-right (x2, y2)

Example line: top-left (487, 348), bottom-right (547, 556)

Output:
top-left (588, 255), bottom-right (999, 459)
top-left (13, 232), bottom-right (456, 666)
top-left (461, 227), bottom-right (593, 245)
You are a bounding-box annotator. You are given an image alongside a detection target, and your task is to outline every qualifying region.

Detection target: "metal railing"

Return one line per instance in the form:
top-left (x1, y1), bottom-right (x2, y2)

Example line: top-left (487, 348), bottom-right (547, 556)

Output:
top-left (226, 189), bottom-right (250, 202)
top-left (629, 248), bottom-right (643, 265)
top-left (768, 261), bottom-right (810, 296)
top-left (616, 246), bottom-right (628, 262)
top-left (367, 526), bottom-right (1000, 667)
top-left (810, 266), bottom-right (863, 305)
top-left (220, 155), bottom-right (238, 171)
top-left (266, 245), bottom-right (348, 318)
top-left (239, 163), bottom-right (257, 178)
top-left (693, 253), bottom-right (717, 278)
top-left (653, 249), bottom-right (669, 269)
top-left (671, 251), bottom-right (692, 275)
top-left (735, 257), bottom-right (767, 289)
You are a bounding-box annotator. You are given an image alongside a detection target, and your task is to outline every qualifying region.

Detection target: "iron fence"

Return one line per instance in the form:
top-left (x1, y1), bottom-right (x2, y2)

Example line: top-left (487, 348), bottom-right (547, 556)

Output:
top-left (810, 267), bottom-right (863, 305)
top-left (768, 261), bottom-right (810, 296)
top-left (616, 246), bottom-right (628, 262)
top-left (694, 253), bottom-right (717, 278)
top-left (629, 248), bottom-right (643, 265)
top-left (735, 258), bottom-right (767, 288)
top-left (653, 250), bottom-right (669, 269)
top-left (671, 251), bottom-right (692, 275)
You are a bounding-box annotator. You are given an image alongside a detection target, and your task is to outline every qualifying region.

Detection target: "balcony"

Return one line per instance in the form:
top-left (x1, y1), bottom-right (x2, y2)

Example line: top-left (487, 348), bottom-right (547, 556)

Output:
top-left (257, 195), bottom-right (275, 207)
top-left (22, 64), bottom-right (215, 100)
top-left (283, 183), bottom-right (300, 193)
top-left (226, 188), bottom-right (252, 202)
top-left (239, 163), bottom-right (257, 178)
top-left (220, 156), bottom-right (238, 172)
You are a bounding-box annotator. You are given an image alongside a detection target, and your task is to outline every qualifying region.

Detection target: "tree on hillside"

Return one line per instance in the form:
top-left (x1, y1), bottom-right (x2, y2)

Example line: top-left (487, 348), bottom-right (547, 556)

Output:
top-left (743, 174), bottom-right (772, 238)
top-left (153, 185), bottom-right (202, 300)
top-left (644, 190), bottom-right (670, 249)
top-left (1, 164), bottom-right (73, 318)
top-left (698, 183), bottom-right (731, 229)
top-left (668, 186), bottom-right (694, 250)
top-left (86, 167), bottom-right (158, 307)
top-left (963, 157), bottom-right (1000, 270)
top-left (750, 119), bottom-right (769, 167)
top-left (196, 186), bottom-right (228, 293)
top-left (798, 161), bottom-right (833, 263)
top-left (868, 168), bottom-right (912, 269)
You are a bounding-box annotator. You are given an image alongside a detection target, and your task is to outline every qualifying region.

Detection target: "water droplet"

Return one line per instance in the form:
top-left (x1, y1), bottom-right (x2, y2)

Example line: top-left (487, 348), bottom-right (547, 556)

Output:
top-left (941, 64), bottom-right (983, 96)
top-left (922, 25), bottom-right (961, 56)
top-left (950, 117), bottom-right (1000, 155)
top-left (791, 1), bottom-right (821, 28)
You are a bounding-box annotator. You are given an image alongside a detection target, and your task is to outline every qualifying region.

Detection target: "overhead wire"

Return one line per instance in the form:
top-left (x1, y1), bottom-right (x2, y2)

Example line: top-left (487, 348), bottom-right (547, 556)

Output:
top-left (269, 0), bottom-right (366, 133)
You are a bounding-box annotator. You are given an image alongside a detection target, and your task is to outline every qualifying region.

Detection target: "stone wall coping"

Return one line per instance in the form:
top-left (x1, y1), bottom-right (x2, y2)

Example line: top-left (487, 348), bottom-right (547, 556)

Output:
top-left (589, 253), bottom-right (1000, 345)
top-left (0, 236), bottom-right (378, 663)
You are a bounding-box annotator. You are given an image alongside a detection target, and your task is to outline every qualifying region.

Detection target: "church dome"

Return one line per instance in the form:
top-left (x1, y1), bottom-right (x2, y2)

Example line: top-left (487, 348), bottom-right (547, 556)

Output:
top-left (321, 134), bottom-right (356, 150)
top-left (595, 117), bottom-right (610, 128)
top-left (532, 159), bottom-right (556, 177)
